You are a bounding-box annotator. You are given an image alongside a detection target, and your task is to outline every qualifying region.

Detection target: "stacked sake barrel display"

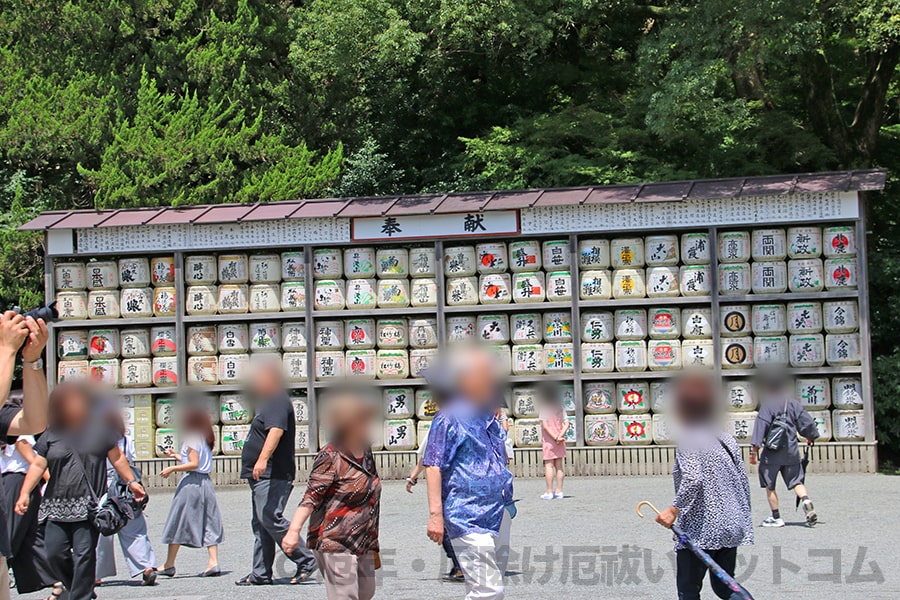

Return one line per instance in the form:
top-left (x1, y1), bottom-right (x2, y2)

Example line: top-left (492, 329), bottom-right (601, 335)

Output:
top-left (54, 256), bottom-right (179, 391)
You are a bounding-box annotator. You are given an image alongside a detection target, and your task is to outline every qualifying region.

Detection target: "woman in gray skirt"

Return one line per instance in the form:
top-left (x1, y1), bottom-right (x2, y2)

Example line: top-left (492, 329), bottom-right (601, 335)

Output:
top-left (157, 405), bottom-right (223, 578)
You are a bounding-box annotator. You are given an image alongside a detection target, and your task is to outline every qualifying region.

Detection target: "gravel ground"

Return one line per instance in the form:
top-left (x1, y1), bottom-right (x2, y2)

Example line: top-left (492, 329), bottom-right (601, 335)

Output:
top-left (16, 473), bottom-right (899, 599)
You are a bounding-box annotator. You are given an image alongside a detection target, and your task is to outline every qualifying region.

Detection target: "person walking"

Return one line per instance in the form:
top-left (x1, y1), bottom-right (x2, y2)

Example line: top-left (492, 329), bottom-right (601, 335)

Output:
top-left (655, 373), bottom-right (754, 600)
top-left (283, 391), bottom-right (382, 600)
top-left (237, 361), bottom-right (316, 586)
top-left (750, 373), bottom-right (820, 527)
top-left (538, 391), bottom-right (568, 500)
top-left (156, 404), bottom-right (223, 578)
top-left (14, 383), bottom-right (146, 600)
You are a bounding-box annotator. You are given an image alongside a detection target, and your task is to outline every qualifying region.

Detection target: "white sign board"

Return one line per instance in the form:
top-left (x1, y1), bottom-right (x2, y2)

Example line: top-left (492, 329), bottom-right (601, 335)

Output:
top-left (351, 211), bottom-right (519, 242)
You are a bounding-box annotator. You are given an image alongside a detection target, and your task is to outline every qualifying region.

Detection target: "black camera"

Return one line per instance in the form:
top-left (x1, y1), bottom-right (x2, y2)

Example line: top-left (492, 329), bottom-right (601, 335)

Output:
top-left (14, 302), bottom-right (59, 323)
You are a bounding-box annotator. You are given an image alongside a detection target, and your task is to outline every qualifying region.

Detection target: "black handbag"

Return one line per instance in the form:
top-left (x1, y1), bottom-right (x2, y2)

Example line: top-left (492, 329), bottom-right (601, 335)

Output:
top-left (764, 399), bottom-right (790, 452)
top-left (70, 448), bottom-right (134, 536)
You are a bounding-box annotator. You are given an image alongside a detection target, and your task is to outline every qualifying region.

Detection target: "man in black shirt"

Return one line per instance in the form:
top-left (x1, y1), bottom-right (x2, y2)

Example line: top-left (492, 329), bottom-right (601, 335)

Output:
top-left (236, 360), bottom-right (316, 586)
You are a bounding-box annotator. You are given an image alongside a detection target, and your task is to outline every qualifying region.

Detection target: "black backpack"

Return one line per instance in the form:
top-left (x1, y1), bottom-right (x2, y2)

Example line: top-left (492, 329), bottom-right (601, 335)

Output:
top-left (764, 399), bottom-right (791, 452)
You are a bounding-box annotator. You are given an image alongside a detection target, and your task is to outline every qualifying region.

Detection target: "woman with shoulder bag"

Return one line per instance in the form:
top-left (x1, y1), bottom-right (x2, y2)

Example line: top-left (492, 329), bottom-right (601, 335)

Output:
top-left (14, 384), bottom-right (146, 600)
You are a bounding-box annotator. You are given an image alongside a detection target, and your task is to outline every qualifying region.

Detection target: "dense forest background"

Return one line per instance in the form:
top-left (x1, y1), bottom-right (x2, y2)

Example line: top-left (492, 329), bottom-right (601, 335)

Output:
top-left (1, 0), bottom-right (898, 461)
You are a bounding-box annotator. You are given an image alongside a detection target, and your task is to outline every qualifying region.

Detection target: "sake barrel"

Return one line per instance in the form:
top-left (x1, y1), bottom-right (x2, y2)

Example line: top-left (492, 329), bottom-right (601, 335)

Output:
top-left (614, 309), bottom-right (647, 340)
top-left (445, 316), bottom-right (475, 344)
top-left (611, 237), bottom-right (645, 268)
top-left (376, 350), bottom-right (410, 379)
top-left (120, 359), bottom-right (152, 388)
top-left (56, 292), bottom-right (89, 320)
top-left (184, 285), bottom-right (217, 316)
top-left (409, 246), bottom-right (437, 278)
top-left (718, 231), bottom-right (751, 263)
top-left (282, 322), bottom-right (307, 352)
top-left (615, 340), bottom-right (647, 372)
top-left (682, 307), bottom-right (713, 339)
top-left (55, 262), bottom-right (86, 290)
top-left (581, 343), bottom-right (614, 373)
top-left (345, 319), bottom-right (376, 350)
top-left (410, 278), bottom-right (438, 307)
top-left (544, 343), bottom-right (574, 373)
top-left (416, 389), bottom-right (439, 420)
top-left (513, 345), bottom-right (544, 375)
top-left (787, 302), bottom-right (823, 334)
top-left (512, 313), bottom-right (543, 344)
top-left (751, 261), bottom-right (788, 294)
top-left (581, 311), bottom-right (614, 343)
top-left (832, 377), bottom-right (864, 409)
top-left (796, 378), bottom-right (830, 411)
top-left (150, 326), bottom-right (177, 356)
top-left (186, 356), bottom-right (219, 385)
top-left (479, 273), bottom-right (512, 304)
top-left (679, 265), bottom-right (711, 297)
top-left (751, 228), bottom-right (787, 261)
top-left (508, 240), bottom-right (542, 272)
top-left (295, 425), bottom-right (312, 453)
top-left (788, 259), bottom-right (824, 292)
top-left (282, 352), bottom-right (308, 382)
top-left (217, 323), bottom-right (249, 354)
top-left (475, 314), bottom-right (508, 344)
top-left (221, 425), bottom-right (250, 455)
top-left (443, 245), bottom-right (478, 277)
top-left (409, 318), bottom-right (439, 348)
top-left (824, 258), bottom-right (858, 289)
top-left (315, 351), bottom-right (344, 379)
top-left (832, 409), bottom-right (865, 441)
top-left (681, 232), bottom-right (711, 265)
top-left (620, 414), bottom-right (652, 444)
top-left (215, 254), bottom-right (249, 284)
top-left (646, 235), bottom-right (679, 266)
top-left (513, 272), bottom-right (546, 303)
top-left (315, 321), bottom-right (344, 350)
top-left (682, 339), bottom-right (714, 368)
top-left (155, 429), bottom-right (179, 457)
top-left (249, 284), bottom-right (281, 313)
top-left (247, 254), bottom-right (280, 284)
top-left (219, 394), bottom-right (252, 425)
top-left (585, 414), bottom-right (618, 446)
top-left (584, 382), bottom-right (616, 415)
top-left (725, 380), bottom-right (756, 411)
top-left (513, 419), bottom-right (542, 448)
top-left (345, 350), bottom-right (376, 379)
top-left (186, 326), bottom-right (217, 356)
top-left (249, 322), bottom-right (281, 352)
top-left (184, 255), bottom-right (218, 285)
top-left (88, 329), bottom-right (119, 359)
top-left (345, 278), bottom-right (377, 310)
top-left (344, 247), bottom-right (376, 279)
top-left (543, 311), bottom-right (573, 343)
top-left (410, 348), bottom-right (438, 378)
top-left (823, 300), bottom-right (859, 334)
top-left (312, 248), bottom-right (343, 279)
top-left (826, 333), bottom-right (861, 365)
top-left (376, 248), bottom-right (409, 278)
top-left (720, 305), bottom-right (751, 337)
top-left (823, 225), bottom-right (856, 257)
top-left (86, 261), bottom-right (118, 291)
top-left (579, 239), bottom-right (611, 269)
top-left (753, 336), bottom-right (789, 367)
top-left (751, 304), bottom-right (787, 335)
top-left (281, 252), bottom-right (306, 282)
top-left (117, 258), bottom-right (150, 288)
top-left (58, 330), bottom-right (89, 360)
top-left (377, 319), bottom-right (408, 349)
top-left (579, 270), bottom-right (612, 300)
top-left (416, 421), bottom-right (434, 451)
top-left (542, 240), bottom-right (571, 269)
top-left (150, 257), bottom-right (176, 286)
top-left (384, 388), bottom-right (415, 419)
top-left (488, 345), bottom-right (511, 376)
top-left (647, 266), bottom-right (679, 297)
top-left (803, 412), bottom-right (832, 442)
top-left (217, 285), bottom-right (249, 314)
top-left (725, 412), bottom-right (756, 442)
top-left (648, 339), bottom-right (682, 371)
top-left (88, 291), bottom-right (120, 319)
top-left (719, 262), bottom-right (752, 294)
top-left (292, 396), bottom-right (310, 423)
top-left (281, 282), bottom-right (307, 311)
top-left (314, 280), bottom-right (346, 310)
top-left (563, 415), bottom-right (577, 445)
top-left (152, 357), bottom-right (178, 387)
top-left (650, 381), bottom-right (675, 413)
top-left (787, 227), bottom-right (823, 259)
top-left (476, 242), bottom-right (508, 274)
top-left (446, 277), bottom-right (478, 306)
top-left (652, 413), bottom-right (674, 444)
top-left (611, 269), bottom-right (646, 299)
top-left (721, 337), bottom-right (753, 369)
top-left (58, 360), bottom-right (89, 382)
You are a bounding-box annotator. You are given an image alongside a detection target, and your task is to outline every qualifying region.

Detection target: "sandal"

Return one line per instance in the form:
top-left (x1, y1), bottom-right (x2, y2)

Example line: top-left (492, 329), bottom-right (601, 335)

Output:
top-left (235, 575), bottom-right (271, 586)
top-left (290, 570), bottom-right (315, 585)
top-left (43, 583), bottom-right (64, 600)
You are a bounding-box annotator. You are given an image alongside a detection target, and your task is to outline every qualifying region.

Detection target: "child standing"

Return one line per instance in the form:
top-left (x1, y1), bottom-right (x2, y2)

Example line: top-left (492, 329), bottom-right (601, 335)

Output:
top-left (538, 393), bottom-right (569, 500)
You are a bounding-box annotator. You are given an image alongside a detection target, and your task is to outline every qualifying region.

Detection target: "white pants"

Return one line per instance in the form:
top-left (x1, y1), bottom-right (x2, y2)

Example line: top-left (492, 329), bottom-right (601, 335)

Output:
top-left (451, 509), bottom-right (512, 600)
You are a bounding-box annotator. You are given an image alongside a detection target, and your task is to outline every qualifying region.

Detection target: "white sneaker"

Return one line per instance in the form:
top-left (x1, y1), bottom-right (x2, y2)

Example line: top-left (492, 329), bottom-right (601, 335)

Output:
top-left (553, 492), bottom-right (564, 499)
top-left (761, 516), bottom-right (785, 527)
top-left (540, 492), bottom-right (554, 500)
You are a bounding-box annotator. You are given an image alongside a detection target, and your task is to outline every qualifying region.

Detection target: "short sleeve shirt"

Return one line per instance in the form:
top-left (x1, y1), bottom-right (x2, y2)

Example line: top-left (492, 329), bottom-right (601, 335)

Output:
top-left (240, 394), bottom-right (296, 480)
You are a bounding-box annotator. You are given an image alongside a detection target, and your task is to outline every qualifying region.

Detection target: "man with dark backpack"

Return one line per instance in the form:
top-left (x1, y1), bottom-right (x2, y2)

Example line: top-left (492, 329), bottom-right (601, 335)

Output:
top-left (750, 372), bottom-right (820, 528)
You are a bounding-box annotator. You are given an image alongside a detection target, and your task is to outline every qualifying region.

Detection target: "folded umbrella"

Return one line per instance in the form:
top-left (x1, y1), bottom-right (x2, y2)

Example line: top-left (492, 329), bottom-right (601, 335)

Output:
top-left (796, 446), bottom-right (811, 509)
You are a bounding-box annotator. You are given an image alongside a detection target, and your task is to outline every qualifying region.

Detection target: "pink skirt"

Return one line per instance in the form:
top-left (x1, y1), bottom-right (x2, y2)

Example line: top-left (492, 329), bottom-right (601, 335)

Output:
top-left (542, 438), bottom-right (566, 461)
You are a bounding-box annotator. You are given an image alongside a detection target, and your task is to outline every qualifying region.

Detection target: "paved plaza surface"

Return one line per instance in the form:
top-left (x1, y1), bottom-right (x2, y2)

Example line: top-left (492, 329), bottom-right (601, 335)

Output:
top-left (18, 474), bottom-right (899, 599)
